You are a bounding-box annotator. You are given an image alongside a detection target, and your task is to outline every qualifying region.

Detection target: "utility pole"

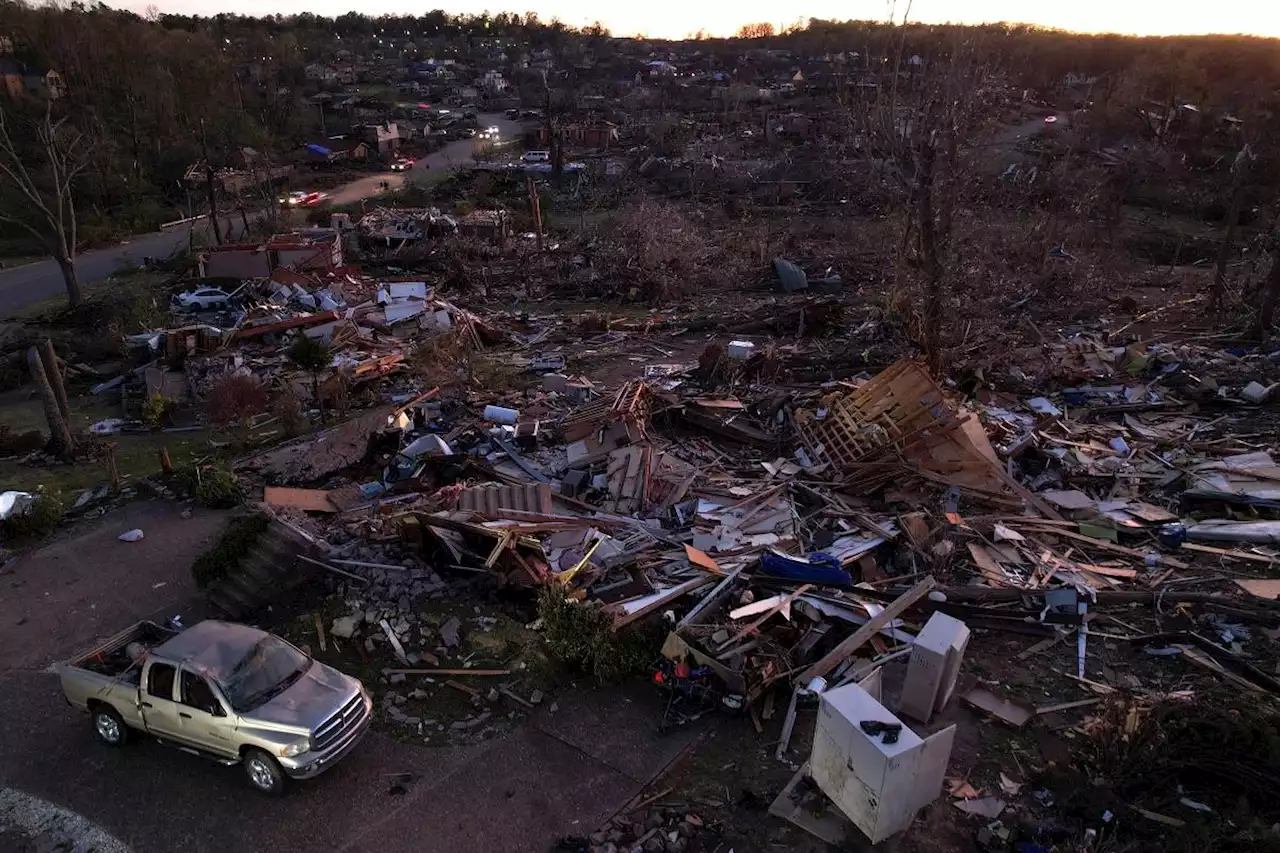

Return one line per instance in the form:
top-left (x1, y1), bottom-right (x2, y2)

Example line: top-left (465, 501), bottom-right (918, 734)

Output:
top-left (199, 119), bottom-right (222, 245)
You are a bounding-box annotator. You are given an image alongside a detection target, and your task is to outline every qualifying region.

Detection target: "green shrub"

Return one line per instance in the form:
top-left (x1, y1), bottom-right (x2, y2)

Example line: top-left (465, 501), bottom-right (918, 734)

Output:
top-left (537, 586), bottom-right (661, 685)
top-left (141, 393), bottom-right (168, 430)
top-left (175, 462), bottom-right (244, 508)
top-left (0, 493), bottom-right (64, 541)
top-left (192, 513), bottom-right (270, 588)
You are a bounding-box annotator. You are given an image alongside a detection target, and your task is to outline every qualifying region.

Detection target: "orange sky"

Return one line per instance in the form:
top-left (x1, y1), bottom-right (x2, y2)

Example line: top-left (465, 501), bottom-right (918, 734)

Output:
top-left (113, 0), bottom-right (1280, 41)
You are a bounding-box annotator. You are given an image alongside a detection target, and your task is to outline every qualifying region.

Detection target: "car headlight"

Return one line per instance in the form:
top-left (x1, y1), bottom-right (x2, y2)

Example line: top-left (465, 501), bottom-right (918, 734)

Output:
top-left (279, 740), bottom-right (310, 758)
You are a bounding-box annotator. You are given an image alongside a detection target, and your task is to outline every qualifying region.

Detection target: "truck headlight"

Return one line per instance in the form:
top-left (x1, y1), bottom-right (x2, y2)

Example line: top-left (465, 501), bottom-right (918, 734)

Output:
top-left (279, 740), bottom-right (310, 758)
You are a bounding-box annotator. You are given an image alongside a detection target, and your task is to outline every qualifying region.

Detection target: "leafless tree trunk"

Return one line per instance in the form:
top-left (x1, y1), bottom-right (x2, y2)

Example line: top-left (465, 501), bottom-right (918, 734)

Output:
top-left (1212, 144), bottom-right (1253, 309)
top-left (0, 102), bottom-right (91, 306)
top-left (27, 345), bottom-right (74, 457)
top-left (1259, 247), bottom-right (1280, 334)
top-left (916, 135), bottom-right (944, 373)
top-left (199, 119), bottom-right (221, 246)
top-left (39, 339), bottom-right (71, 426)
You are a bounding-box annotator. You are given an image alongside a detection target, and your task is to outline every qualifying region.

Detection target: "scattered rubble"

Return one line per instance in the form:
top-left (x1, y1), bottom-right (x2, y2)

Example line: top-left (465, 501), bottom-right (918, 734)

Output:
top-left (37, 189), bottom-right (1280, 852)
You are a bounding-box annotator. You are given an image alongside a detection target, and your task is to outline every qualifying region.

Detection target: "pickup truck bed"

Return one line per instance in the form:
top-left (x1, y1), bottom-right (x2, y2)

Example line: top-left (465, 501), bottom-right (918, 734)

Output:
top-left (60, 621), bottom-right (177, 708)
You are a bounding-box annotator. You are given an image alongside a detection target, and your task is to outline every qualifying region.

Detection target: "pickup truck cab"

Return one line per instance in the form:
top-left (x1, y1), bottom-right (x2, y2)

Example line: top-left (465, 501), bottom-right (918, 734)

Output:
top-left (59, 620), bottom-right (372, 795)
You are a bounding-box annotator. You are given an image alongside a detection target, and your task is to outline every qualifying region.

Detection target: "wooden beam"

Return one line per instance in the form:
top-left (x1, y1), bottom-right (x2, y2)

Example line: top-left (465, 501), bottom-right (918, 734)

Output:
top-left (798, 577), bottom-right (936, 682)
top-left (613, 576), bottom-right (715, 629)
top-left (716, 584), bottom-right (812, 651)
top-left (385, 668), bottom-right (510, 676)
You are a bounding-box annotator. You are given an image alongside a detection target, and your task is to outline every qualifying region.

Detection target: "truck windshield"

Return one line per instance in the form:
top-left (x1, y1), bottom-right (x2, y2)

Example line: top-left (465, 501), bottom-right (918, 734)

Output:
top-left (220, 636), bottom-right (310, 712)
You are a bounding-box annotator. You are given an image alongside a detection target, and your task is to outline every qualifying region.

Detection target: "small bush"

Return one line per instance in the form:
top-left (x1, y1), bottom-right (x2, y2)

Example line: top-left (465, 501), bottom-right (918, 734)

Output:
top-left (192, 513), bottom-right (270, 588)
top-left (206, 374), bottom-right (269, 436)
top-left (288, 335), bottom-right (331, 372)
top-left (175, 462), bottom-right (244, 509)
top-left (537, 586), bottom-right (661, 686)
top-left (141, 393), bottom-right (169, 430)
top-left (278, 389), bottom-right (307, 438)
top-left (0, 493), bottom-right (64, 541)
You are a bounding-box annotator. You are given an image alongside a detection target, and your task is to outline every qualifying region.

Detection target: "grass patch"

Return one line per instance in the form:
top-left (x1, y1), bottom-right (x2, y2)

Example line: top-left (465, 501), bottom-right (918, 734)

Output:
top-left (0, 427), bottom-right (208, 495)
top-left (6, 270), bottom-right (169, 326)
top-left (0, 255), bottom-right (44, 270)
top-left (537, 586), bottom-right (661, 686)
top-left (191, 512), bottom-right (270, 588)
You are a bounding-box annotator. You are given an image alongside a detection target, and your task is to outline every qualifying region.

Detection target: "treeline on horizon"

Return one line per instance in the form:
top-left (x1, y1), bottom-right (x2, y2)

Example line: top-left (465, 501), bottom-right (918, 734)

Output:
top-left (1, 0), bottom-right (1277, 249)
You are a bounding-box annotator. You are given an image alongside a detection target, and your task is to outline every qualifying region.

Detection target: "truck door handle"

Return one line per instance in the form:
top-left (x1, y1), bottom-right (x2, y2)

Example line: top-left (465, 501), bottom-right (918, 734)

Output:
top-left (141, 702), bottom-right (153, 708)
top-left (178, 712), bottom-right (192, 719)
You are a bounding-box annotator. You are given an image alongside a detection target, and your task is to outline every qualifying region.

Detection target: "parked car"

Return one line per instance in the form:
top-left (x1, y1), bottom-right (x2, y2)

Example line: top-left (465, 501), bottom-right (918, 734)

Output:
top-left (172, 287), bottom-right (232, 311)
top-left (522, 150), bottom-right (550, 164)
top-left (58, 620), bottom-right (372, 795)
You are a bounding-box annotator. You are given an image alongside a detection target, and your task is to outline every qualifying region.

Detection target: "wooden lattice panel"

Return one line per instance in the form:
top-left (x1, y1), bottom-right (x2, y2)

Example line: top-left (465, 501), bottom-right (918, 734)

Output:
top-left (797, 360), bottom-right (959, 483)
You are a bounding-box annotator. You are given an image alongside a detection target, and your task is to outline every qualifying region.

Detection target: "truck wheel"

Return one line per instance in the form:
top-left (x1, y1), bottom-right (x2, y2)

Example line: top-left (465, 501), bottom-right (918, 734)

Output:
top-left (242, 748), bottom-right (286, 796)
top-left (92, 706), bottom-right (128, 747)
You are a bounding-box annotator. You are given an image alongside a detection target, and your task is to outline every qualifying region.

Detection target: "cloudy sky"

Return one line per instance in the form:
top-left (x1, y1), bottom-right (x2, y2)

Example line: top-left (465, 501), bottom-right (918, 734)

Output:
top-left (111, 0), bottom-right (1280, 40)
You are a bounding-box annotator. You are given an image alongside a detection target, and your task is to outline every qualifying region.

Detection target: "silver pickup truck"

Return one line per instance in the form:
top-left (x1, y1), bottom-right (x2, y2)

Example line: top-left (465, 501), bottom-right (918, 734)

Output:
top-left (59, 619), bottom-right (372, 794)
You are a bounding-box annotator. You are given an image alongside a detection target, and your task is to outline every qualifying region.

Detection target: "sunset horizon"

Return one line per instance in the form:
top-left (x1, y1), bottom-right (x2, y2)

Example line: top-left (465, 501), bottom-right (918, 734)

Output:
top-left (102, 0), bottom-right (1280, 41)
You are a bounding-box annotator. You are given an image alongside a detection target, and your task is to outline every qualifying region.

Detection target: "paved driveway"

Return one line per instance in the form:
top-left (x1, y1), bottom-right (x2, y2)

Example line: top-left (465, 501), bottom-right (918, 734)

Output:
top-left (0, 501), bottom-right (697, 852)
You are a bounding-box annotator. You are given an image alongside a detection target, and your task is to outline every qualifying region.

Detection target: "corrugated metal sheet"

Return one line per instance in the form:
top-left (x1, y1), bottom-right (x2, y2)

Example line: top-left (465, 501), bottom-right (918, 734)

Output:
top-left (458, 482), bottom-right (553, 516)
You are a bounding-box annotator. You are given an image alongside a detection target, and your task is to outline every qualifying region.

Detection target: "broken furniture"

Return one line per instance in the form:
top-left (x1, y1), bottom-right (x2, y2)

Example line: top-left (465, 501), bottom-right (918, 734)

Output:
top-left (810, 668), bottom-right (955, 844)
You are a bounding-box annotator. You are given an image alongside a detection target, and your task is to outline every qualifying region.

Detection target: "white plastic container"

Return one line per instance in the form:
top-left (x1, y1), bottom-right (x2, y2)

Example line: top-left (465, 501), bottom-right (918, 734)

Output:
top-left (483, 405), bottom-right (519, 425)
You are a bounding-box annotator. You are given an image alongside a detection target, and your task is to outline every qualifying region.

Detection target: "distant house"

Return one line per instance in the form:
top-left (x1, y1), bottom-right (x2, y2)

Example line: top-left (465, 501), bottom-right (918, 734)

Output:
top-left (0, 59), bottom-right (63, 100)
top-left (478, 69), bottom-right (509, 93)
top-left (305, 63), bottom-right (339, 84)
top-left (1063, 72), bottom-right (1100, 89)
top-left (360, 122), bottom-right (402, 156)
top-left (541, 120), bottom-right (619, 150)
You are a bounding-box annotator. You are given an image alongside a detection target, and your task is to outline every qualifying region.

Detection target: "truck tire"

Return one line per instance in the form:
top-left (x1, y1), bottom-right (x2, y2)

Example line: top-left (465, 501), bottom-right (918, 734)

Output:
top-left (242, 748), bottom-right (287, 796)
top-left (92, 706), bottom-right (128, 747)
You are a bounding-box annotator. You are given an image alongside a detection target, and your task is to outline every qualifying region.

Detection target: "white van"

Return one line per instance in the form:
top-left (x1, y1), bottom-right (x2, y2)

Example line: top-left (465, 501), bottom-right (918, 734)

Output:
top-left (521, 150), bottom-right (550, 164)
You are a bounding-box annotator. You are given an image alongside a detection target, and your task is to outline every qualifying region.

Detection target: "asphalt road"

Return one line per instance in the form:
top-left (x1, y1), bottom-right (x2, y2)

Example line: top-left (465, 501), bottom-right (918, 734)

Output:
top-left (984, 111), bottom-right (1068, 172)
top-left (325, 113), bottom-right (524, 206)
top-left (0, 113), bottom-right (523, 317)
top-left (0, 500), bottom-right (694, 853)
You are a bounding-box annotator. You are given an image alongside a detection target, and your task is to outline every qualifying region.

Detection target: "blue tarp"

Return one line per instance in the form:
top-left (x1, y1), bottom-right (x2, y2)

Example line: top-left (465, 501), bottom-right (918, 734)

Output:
top-left (306, 143), bottom-right (333, 156)
top-left (759, 549), bottom-right (851, 586)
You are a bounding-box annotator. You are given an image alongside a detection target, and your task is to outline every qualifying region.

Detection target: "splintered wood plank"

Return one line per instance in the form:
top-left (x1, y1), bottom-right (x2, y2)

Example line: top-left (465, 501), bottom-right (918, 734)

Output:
top-left (264, 486), bottom-right (336, 513)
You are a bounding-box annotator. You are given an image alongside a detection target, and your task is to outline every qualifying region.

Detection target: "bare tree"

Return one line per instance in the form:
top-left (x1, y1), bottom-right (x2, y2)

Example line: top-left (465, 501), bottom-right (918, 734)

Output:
top-left (1259, 242), bottom-right (1280, 334)
top-left (26, 345), bottom-right (75, 457)
top-left (0, 102), bottom-right (92, 306)
top-left (849, 27), bottom-right (978, 373)
top-left (1211, 143), bottom-right (1254, 309)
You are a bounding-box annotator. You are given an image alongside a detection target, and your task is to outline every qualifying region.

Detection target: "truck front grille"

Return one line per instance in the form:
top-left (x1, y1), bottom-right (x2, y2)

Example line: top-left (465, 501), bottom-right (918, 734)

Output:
top-left (313, 693), bottom-right (366, 751)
